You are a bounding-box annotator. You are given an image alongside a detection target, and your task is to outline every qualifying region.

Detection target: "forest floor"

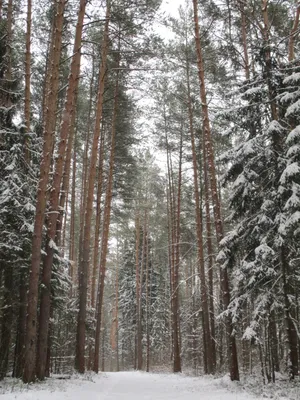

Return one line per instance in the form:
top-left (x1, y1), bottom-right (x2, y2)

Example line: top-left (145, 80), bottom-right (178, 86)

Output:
top-left (0, 371), bottom-right (299, 399)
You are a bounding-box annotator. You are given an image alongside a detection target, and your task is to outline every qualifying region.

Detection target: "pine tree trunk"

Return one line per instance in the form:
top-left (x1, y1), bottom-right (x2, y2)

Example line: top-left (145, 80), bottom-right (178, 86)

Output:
top-left (77, 58), bottom-right (94, 268)
top-left (172, 125), bottom-right (183, 373)
top-left (192, 0), bottom-right (239, 380)
top-left (93, 59), bottom-right (119, 373)
top-left (262, 0), bottom-right (278, 121)
top-left (239, 1), bottom-right (250, 80)
top-left (288, 4), bottom-right (300, 62)
top-left (41, 12), bottom-right (56, 127)
top-left (13, 270), bottom-right (27, 378)
top-left (69, 134), bottom-right (77, 292)
top-left (281, 247), bottom-right (299, 379)
top-left (75, 2), bottom-right (110, 373)
top-left (166, 175), bottom-right (174, 362)
top-left (23, 0), bottom-right (66, 383)
top-left (186, 48), bottom-right (213, 374)
top-left (137, 216), bottom-right (146, 370)
top-left (5, 0), bottom-right (12, 85)
top-left (36, 0), bottom-right (86, 381)
top-left (56, 92), bottom-right (77, 248)
top-left (145, 225), bottom-right (150, 372)
top-left (91, 128), bottom-right (105, 308)
top-left (164, 114), bottom-right (177, 368)
top-left (24, 0), bottom-right (31, 163)
top-left (115, 255), bottom-right (119, 372)
top-left (269, 310), bottom-right (279, 373)
top-left (203, 129), bottom-right (216, 373)
top-left (135, 210), bottom-right (142, 370)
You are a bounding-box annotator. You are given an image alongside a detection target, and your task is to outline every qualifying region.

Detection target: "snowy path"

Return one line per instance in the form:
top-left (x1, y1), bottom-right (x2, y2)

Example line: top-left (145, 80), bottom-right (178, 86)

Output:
top-left (1, 371), bottom-right (265, 400)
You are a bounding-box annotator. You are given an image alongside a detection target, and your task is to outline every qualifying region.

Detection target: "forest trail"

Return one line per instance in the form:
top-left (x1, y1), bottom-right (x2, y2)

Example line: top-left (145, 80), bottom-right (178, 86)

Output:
top-left (1, 371), bottom-right (265, 400)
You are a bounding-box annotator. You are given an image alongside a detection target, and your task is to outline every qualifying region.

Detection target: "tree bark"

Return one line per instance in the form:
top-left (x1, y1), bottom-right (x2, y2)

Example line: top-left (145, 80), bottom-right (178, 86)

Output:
top-left (24, 0), bottom-right (31, 163)
top-left (13, 270), bottom-right (27, 378)
top-left (36, 0), bottom-right (86, 381)
top-left (145, 225), bottom-right (150, 372)
top-left (77, 56), bottom-right (94, 270)
top-left (186, 46), bottom-right (213, 373)
top-left (262, 0), bottom-right (278, 121)
top-left (69, 133), bottom-right (77, 292)
top-left (5, 0), bottom-right (12, 84)
top-left (91, 128), bottom-right (105, 308)
top-left (56, 97), bottom-right (77, 247)
top-left (288, 4), bottom-right (300, 62)
top-left (135, 209), bottom-right (142, 369)
top-left (137, 215), bottom-right (146, 370)
top-left (203, 128), bottom-right (217, 372)
top-left (239, 1), bottom-right (250, 80)
top-left (23, 0), bottom-right (66, 383)
top-left (269, 310), bottom-right (279, 373)
top-left (281, 247), bottom-right (299, 379)
top-left (192, 0), bottom-right (239, 380)
top-left (75, 1), bottom-right (110, 373)
top-left (115, 252), bottom-right (119, 372)
top-left (172, 124), bottom-right (183, 373)
top-left (164, 109), bottom-right (177, 368)
top-left (93, 57), bottom-right (119, 373)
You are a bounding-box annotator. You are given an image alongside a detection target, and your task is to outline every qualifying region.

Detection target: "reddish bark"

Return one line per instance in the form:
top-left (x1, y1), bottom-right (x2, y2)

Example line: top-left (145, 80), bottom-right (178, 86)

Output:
top-left (13, 271), bottom-right (27, 378)
top-left (36, 0), bottom-right (87, 380)
top-left (192, 0), bottom-right (239, 380)
top-left (93, 60), bottom-right (119, 373)
top-left (91, 129), bottom-right (105, 308)
top-left (24, 0), bottom-right (31, 163)
top-left (288, 4), bottom-right (300, 62)
top-left (203, 130), bottom-right (216, 372)
top-left (69, 136), bottom-right (77, 291)
top-left (76, 2), bottom-right (110, 373)
top-left (23, 0), bottom-right (66, 383)
top-left (239, 1), bottom-right (250, 80)
top-left (135, 210), bottom-right (142, 370)
top-left (172, 126), bottom-right (183, 373)
top-left (186, 49), bottom-right (213, 373)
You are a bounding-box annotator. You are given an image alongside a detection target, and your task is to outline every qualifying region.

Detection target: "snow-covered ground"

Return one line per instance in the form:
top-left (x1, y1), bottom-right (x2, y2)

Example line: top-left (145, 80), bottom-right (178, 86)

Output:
top-left (0, 371), bottom-right (271, 400)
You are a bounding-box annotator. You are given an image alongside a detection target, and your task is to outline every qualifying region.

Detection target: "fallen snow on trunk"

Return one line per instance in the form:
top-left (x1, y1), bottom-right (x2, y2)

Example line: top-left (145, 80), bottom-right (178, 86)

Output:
top-left (0, 371), bottom-right (267, 400)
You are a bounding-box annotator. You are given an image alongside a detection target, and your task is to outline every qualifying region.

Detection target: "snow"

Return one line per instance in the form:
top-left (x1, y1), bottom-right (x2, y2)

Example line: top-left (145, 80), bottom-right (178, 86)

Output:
top-left (243, 86), bottom-right (265, 97)
top-left (0, 371), bottom-right (267, 400)
top-left (243, 325), bottom-right (258, 341)
top-left (284, 190), bottom-right (300, 210)
top-left (286, 125), bottom-right (300, 144)
top-left (281, 211), bottom-right (300, 232)
top-left (280, 162), bottom-right (300, 184)
top-left (287, 144), bottom-right (300, 158)
top-left (280, 90), bottom-right (300, 104)
top-left (255, 243), bottom-right (275, 260)
top-left (286, 98), bottom-right (300, 117)
top-left (266, 120), bottom-right (284, 135)
top-left (283, 72), bottom-right (300, 85)
top-left (49, 238), bottom-right (58, 250)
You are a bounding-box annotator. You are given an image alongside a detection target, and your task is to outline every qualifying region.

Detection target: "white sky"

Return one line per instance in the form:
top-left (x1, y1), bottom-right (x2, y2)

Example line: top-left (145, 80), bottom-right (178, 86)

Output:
top-left (152, 0), bottom-right (186, 41)
top-left (160, 0), bottom-right (186, 16)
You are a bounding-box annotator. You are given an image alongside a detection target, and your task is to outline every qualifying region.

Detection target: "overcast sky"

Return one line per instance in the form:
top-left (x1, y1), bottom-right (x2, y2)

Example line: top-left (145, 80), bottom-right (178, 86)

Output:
top-left (152, 0), bottom-right (186, 40)
top-left (160, 0), bottom-right (185, 16)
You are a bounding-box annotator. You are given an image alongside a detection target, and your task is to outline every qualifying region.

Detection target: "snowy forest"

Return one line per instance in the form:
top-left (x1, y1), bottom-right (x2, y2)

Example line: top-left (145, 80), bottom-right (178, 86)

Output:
top-left (0, 0), bottom-right (300, 391)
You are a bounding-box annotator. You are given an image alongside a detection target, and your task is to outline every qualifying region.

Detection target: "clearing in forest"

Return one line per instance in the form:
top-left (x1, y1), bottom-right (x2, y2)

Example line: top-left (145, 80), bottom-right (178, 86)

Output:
top-left (0, 371), bottom-right (266, 400)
